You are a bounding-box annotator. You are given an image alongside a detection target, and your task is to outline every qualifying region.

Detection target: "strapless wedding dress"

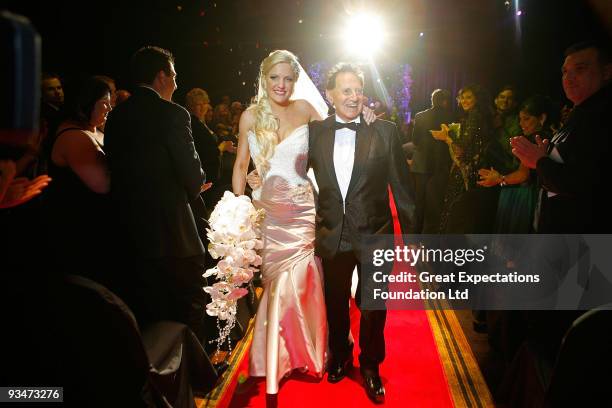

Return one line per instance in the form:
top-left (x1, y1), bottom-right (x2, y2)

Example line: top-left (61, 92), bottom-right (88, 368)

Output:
top-left (247, 124), bottom-right (327, 394)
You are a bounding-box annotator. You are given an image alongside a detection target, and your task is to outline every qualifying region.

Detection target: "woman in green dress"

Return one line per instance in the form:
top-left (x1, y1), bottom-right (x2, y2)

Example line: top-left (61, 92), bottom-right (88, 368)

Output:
top-left (477, 95), bottom-right (556, 233)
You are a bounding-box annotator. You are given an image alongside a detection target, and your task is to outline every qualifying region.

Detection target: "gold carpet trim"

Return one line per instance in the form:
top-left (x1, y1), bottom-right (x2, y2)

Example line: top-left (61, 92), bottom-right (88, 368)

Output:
top-left (426, 298), bottom-right (495, 408)
top-left (196, 285), bottom-right (494, 407)
top-left (195, 287), bottom-right (261, 408)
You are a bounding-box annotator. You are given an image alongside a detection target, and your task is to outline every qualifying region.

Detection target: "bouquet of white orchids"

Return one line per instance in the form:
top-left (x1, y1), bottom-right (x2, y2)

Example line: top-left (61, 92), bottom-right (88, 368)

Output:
top-left (203, 191), bottom-right (265, 352)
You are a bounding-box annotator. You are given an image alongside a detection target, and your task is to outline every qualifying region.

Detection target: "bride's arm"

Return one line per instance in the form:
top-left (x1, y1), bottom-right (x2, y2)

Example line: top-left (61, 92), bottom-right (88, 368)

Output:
top-left (232, 110), bottom-right (255, 195)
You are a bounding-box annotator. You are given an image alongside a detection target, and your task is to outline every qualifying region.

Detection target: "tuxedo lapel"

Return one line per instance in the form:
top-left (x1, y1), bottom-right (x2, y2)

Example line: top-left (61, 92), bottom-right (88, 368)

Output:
top-left (346, 118), bottom-right (373, 196)
top-left (320, 115), bottom-right (342, 196)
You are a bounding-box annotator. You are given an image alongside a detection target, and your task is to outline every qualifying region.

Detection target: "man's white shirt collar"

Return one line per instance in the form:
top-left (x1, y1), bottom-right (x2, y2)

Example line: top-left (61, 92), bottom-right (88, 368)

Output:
top-left (335, 115), bottom-right (361, 125)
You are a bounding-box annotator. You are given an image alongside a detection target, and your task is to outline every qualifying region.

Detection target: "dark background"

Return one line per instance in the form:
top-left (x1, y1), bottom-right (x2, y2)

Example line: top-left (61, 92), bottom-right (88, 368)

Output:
top-left (2, 0), bottom-right (611, 111)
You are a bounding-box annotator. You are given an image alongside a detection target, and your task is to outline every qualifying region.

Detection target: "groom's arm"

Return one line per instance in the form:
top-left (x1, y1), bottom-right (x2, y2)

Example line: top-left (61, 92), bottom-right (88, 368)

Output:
top-left (387, 125), bottom-right (415, 234)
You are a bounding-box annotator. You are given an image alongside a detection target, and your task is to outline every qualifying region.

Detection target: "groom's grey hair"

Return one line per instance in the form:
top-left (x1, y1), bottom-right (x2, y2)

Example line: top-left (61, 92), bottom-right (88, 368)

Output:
top-left (325, 63), bottom-right (364, 90)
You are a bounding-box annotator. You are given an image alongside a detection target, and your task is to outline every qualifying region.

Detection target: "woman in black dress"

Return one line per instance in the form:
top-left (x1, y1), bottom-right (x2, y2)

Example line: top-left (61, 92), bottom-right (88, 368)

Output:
top-left (432, 84), bottom-right (493, 233)
top-left (47, 76), bottom-right (112, 281)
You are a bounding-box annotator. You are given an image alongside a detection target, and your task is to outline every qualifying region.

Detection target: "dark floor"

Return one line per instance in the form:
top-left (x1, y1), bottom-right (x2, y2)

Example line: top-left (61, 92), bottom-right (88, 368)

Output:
top-left (455, 310), bottom-right (507, 403)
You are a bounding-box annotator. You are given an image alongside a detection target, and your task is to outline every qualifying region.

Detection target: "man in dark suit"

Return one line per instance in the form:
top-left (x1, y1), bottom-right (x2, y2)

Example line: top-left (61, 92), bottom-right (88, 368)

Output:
top-left (308, 63), bottom-right (414, 403)
top-left (511, 41), bottom-right (611, 233)
top-left (104, 46), bottom-right (209, 342)
top-left (410, 89), bottom-right (453, 233)
top-left (506, 42), bottom-right (612, 408)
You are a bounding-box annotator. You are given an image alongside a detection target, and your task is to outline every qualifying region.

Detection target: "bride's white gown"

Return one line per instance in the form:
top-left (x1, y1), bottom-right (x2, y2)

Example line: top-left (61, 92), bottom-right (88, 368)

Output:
top-left (248, 124), bottom-right (327, 394)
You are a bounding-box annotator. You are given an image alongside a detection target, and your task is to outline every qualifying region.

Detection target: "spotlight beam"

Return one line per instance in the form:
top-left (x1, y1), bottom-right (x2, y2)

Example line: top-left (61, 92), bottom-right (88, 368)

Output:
top-left (341, 12), bottom-right (386, 59)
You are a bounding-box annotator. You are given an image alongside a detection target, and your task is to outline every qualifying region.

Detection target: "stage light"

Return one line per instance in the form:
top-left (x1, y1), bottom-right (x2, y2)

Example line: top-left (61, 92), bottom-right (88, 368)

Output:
top-left (419, 32), bottom-right (424, 37)
top-left (341, 12), bottom-right (386, 58)
top-left (516, 10), bottom-right (523, 16)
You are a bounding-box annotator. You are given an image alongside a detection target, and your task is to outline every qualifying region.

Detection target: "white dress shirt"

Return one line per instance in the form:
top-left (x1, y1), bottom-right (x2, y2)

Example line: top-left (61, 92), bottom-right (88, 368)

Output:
top-left (333, 115), bottom-right (360, 212)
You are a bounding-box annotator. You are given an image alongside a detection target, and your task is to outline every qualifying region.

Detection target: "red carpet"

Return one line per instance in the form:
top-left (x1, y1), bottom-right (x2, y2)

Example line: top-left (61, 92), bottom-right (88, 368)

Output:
top-left (228, 306), bottom-right (453, 407)
top-left (227, 191), bottom-right (454, 407)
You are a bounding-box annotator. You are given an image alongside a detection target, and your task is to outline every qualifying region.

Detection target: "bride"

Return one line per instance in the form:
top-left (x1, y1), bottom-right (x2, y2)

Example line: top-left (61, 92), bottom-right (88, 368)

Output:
top-left (232, 50), bottom-right (372, 396)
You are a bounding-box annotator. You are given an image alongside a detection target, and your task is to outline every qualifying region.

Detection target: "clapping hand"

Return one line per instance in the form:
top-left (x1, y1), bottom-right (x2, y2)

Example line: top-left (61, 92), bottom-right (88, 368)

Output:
top-left (0, 172), bottom-right (52, 209)
top-left (478, 167), bottom-right (501, 187)
top-left (511, 135), bottom-right (549, 169)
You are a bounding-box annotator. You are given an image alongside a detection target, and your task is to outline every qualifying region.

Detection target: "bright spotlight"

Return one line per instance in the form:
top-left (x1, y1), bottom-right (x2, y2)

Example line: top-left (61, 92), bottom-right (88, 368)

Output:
top-left (342, 13), bottom-right (386, 58)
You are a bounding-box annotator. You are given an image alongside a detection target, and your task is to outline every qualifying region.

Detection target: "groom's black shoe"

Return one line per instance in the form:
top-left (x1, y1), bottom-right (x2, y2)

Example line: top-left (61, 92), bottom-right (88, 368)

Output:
top-left (327, 359), bottom-right (353, 383)
top-left (362, 372), bottom-right (385, 404)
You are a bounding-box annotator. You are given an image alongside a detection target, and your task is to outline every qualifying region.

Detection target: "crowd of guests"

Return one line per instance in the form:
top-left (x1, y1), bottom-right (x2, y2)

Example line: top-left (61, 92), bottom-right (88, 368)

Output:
top-left (2, 46), bottom-right (253, 407)
top-left (407, 40), bottom-right (611, 407)
top-left (410, 84), bottom-right (559, 236)
top-left (2, 37), bottom-right (610, 406)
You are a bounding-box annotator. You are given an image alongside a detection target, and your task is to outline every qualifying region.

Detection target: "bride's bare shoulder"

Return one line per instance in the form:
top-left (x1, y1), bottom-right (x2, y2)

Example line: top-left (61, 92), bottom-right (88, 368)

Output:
top-left (292, 99), bottom-right (313, 112)
top-left (238, 109), bottom-right (257, 137)
top-left (291, 99), bottom-right (319, 121)
top-left (240, 108), bottom-right (257, 130)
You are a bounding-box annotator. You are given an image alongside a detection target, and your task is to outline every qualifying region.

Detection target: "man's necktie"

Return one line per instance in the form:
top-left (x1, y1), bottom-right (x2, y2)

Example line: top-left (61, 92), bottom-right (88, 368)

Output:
top-left (334, 121), bottom-right (360, 131)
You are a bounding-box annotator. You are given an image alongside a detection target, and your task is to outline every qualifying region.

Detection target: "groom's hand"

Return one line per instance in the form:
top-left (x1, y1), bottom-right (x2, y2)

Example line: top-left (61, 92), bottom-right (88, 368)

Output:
top-left (362, 105), bottom-right (377, 125)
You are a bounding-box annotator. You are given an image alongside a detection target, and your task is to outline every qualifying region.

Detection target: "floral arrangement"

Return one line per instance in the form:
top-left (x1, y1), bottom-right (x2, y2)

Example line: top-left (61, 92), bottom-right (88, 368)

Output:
top-left (447, 122), bottom-right (461, 141)
top-left (203, 191), bottom-right (265, 352)
top-left (442, 122), bottom-right (470, 191)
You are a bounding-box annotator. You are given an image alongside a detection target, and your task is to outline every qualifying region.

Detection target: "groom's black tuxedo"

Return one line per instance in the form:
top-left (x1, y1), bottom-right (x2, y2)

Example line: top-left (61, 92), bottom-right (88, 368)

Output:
top-left (309, 114), bottom-right (414, 259)
top-left (308, 114), bottom-right (414, 374)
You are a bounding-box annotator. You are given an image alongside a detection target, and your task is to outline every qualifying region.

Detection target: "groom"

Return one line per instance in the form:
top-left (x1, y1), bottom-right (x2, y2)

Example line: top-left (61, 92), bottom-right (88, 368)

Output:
top-left (309, 63), bottom-right (414, 403)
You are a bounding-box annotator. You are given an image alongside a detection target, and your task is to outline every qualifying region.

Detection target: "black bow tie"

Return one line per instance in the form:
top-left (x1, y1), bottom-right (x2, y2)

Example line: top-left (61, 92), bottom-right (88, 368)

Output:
top-left (334, 121), bottom-right (361, 131)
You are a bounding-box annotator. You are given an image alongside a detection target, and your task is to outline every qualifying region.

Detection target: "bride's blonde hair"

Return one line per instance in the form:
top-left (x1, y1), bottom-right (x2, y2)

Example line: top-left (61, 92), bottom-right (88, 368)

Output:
top-left (247, 49), bottom-right (300, 175)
